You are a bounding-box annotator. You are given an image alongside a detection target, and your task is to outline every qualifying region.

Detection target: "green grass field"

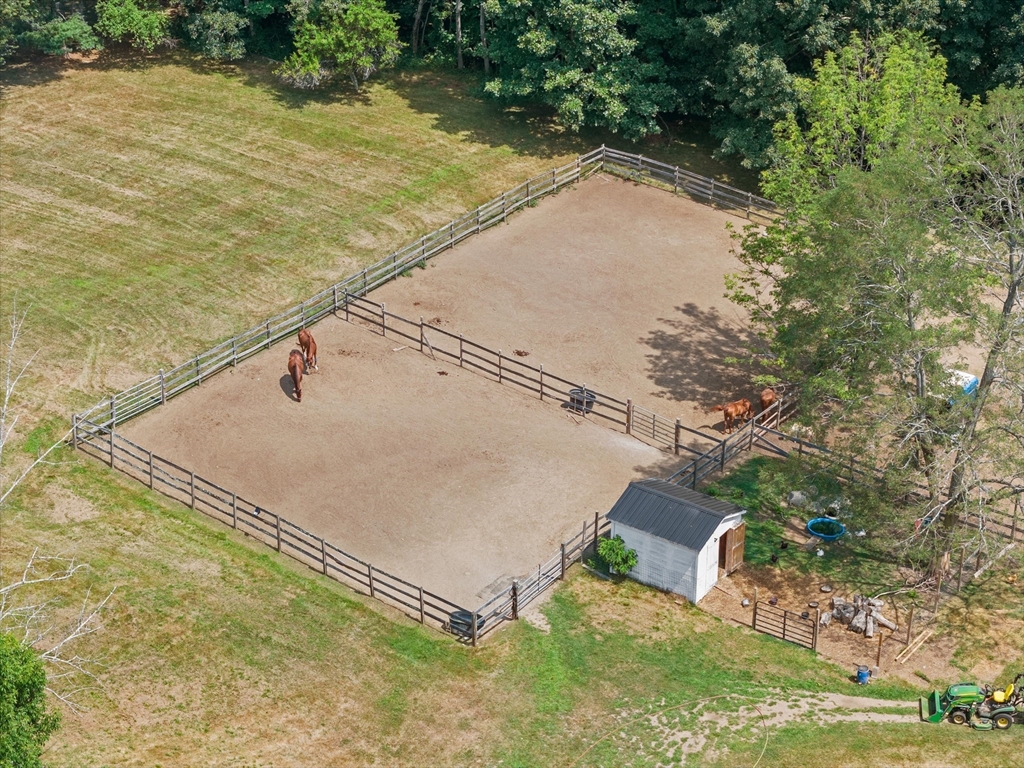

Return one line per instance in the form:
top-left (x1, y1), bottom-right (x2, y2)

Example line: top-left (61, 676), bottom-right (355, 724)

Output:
top-left (2, 51), bottom-right (1022, 765)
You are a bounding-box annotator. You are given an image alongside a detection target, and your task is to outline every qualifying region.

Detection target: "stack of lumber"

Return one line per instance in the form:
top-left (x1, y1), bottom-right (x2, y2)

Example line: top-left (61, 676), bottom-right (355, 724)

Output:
top-left (819, 595), bottom-right (898, 638)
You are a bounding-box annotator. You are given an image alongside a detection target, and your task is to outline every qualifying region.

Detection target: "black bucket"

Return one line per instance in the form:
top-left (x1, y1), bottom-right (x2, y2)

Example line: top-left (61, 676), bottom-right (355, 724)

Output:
top-left (448, 610), bottom-right (485, 637)
top-left (568, 387), bottom-right (596, 414)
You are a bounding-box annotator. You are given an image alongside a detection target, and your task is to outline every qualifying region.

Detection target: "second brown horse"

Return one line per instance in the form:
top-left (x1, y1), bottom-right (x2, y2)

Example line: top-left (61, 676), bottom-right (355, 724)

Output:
top-left (298, 329), bottom-right (318, 373)
top-left (288, 349), bottom-right (304, 402)
top-left (712, 398), bottom-right (753, 433)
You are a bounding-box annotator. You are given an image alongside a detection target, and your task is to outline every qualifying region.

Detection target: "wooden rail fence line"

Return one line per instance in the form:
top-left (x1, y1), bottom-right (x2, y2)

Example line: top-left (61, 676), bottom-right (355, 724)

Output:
top-left (72, 145), bottom-right (776, 435)
top-left (752, 601), bottom-right (819, 650)
top-left (71, 419), bottom-right (473, 639)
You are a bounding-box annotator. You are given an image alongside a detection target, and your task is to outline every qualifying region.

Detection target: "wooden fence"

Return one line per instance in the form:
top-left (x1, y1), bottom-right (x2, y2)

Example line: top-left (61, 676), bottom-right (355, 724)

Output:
top-left (71, 418), bottom-right (473, 638)
top-left (600, 147), bottom-right (779, 224)
top-left (753, 601), bottom-right (819, 650)
top-left (69, 144), bottom-right (791, 643)
top-left (472, 513), bottom-right (612, 641)
top-left (72, 145), bottom-right (776, 434)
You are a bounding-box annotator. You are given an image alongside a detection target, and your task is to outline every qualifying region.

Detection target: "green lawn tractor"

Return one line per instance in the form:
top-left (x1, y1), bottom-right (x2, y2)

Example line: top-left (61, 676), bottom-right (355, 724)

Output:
top-left (920, 673), bottom-right (1024, 730)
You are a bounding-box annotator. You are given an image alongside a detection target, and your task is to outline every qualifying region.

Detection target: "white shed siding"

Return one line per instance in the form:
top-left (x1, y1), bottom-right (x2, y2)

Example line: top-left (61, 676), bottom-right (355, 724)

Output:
top-left (612, 522), bottom-right (699, 602)
top-left (612, 514), bottom-right (744, 603)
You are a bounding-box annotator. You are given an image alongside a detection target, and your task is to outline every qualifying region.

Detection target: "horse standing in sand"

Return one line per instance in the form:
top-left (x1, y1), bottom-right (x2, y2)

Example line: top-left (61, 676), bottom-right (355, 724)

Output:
top-left (298, 329), bottom-right (318, 373)
top-left (288, 349), bottom-right (304, 402)
top-left (711, 398), bottom-right (753, 433)
top-left (759, 387), bottom-right (777, 413)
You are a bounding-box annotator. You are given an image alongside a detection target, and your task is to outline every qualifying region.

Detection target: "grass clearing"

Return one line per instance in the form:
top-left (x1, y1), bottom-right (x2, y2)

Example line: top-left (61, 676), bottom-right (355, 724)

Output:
top-left (2, 49), bottom-right (1020, 765)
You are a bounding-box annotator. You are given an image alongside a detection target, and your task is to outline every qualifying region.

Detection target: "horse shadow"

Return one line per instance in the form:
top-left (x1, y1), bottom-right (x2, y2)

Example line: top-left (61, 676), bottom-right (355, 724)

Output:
top-left (279, 374), bottom-right (299, 402)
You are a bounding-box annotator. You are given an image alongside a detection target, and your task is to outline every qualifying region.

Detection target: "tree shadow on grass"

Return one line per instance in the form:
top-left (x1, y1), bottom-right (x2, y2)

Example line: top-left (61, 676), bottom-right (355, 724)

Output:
top-left (642, 302), bottom-right (763, 409)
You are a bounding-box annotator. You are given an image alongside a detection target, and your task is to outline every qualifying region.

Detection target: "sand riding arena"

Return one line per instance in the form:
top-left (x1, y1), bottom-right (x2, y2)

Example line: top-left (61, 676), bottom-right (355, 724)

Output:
top-left (73, 148), bottom-right (786, 642)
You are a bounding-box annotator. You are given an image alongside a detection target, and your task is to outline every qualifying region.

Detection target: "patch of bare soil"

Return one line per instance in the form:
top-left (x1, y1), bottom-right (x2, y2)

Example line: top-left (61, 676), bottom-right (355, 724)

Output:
top-left (701, 567), bottom-right (969, 687)
top-left (44, 483), bottom-right (101, 523)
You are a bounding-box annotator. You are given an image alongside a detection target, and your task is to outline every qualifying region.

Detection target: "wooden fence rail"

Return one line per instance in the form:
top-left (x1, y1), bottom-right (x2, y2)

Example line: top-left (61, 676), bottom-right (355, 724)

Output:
top-left (753, 601), bottom-right (818, 650)
top-left (72, 419), bottom-right (472, 636)
top-left (69, 145), bottom-right (794, 643)
top-left (73, 145), bottom-right (777, 433)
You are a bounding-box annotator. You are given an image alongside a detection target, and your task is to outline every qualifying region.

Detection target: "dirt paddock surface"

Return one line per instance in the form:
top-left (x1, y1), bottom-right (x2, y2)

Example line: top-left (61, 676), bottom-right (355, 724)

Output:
top-left (121, 318), bottom-right (689, 607)
top-left (121, 175), bottom-right (751, 608)
top-left (374, 173), bottom-right (753, 450)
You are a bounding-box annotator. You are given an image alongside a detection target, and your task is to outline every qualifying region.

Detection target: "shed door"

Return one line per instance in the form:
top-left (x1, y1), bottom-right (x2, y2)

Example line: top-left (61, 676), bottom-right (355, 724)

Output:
top-left (721, 523), bottom-right (746, 574)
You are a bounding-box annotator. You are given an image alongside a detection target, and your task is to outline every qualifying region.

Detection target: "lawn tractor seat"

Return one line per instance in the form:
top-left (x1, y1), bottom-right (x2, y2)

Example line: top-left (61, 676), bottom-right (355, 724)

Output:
top-left (991, 683), bottom-right (1015, 705)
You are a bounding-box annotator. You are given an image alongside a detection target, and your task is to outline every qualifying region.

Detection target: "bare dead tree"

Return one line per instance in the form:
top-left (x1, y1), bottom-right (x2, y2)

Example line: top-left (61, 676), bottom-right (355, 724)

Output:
top-left (0, 301), bottom-right (114, 711)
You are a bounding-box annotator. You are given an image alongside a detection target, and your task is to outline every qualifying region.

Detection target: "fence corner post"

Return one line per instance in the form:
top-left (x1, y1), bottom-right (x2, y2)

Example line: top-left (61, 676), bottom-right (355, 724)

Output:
top-left (674, 418), bottom-right (681, 456)
top-left (71, 414), bottom-right (79, 449)
top-left (160, 369), bottom-right (166, 404)
top-left (471, 612), bottom-right (478, 647)
top-left (625, 399), bottom-right (632, 435)
top-left (593, 511), bottom-right (600, 550)
top-left (420, 317), bottom-right (424, 354)
top-left (560, 543), bottom-right (567, 580)
top-left (511, 582), bottom-right (519, 620)
top-left (418, 586), bottom-right (425, 624)
top-left (381, 302), bottom-right (386, 337)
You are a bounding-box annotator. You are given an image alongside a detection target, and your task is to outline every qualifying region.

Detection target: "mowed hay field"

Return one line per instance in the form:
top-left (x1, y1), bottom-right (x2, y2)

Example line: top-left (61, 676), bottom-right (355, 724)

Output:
top-left (3, 51), bottom-right (1024, 766)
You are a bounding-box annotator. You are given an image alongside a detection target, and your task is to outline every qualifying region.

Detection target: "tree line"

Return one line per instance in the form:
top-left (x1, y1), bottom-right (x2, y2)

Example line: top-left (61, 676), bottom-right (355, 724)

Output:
top-left (2, 0), bottom-right (1021, 165)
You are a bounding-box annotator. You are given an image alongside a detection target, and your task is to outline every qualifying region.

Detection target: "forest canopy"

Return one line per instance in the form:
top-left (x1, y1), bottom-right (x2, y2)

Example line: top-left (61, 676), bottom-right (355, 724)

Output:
top-left (2, 0), bottom-right (1021, 165)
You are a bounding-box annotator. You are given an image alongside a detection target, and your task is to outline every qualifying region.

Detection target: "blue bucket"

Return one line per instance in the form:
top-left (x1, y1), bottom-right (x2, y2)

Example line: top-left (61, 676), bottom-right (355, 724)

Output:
top-left (856, 665), bottom-right (871, 685)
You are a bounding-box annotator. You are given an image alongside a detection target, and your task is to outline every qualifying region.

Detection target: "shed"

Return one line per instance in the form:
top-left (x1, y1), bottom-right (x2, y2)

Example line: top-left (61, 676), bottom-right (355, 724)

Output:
top-left (606, 479), bottom-right (746, 603)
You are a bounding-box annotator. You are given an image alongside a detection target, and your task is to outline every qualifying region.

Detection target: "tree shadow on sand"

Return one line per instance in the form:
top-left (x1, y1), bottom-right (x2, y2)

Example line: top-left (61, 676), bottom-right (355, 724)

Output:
top-left (642, 302), bottom-right (764, 410)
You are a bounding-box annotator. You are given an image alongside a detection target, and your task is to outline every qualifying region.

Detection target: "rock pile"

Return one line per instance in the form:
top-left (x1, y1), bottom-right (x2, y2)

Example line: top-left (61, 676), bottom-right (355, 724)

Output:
top-left (819, 595), bottom-right (898, 639)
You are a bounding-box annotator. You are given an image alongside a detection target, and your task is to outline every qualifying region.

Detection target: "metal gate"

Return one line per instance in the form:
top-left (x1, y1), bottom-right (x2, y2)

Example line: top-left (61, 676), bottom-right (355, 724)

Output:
top-left (752, 601), bottom-right (818, 650)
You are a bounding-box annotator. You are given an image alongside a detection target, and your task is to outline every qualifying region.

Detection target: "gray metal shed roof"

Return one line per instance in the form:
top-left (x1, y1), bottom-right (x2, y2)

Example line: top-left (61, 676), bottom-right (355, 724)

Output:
top-left (606, 479), bottom-right (745, 552)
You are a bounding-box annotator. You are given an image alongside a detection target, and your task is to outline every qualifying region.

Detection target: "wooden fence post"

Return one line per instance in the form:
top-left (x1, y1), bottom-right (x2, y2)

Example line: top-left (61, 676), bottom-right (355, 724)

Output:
top-left (958, 546), bottom-right (966, 592)
top-left (381, 302), bottom-right (386, 337)
top-left (368, 564), bottom-right (375, 598)
top-left (265, 321), bottom-right (271, 349)
top-left (626, 399), bottom-right (632, 435)
top-left (344, 291), bottom-right (351, 322)
top-left (362, 269), bottom-right (367, 295)
top-left (594, 511), bottom-right (600, 550)
top-left (502, 192), bottom-right (507, 222)
top-left (418, 586), bottom-right (425, 623)
top-left (471, 613), bottom-right (478, 647)
top-left (476, 207), bottom-right (482, 233)
top-left (333, 285), bottom-right (338, 313)
top-left (539, 365), bottom-right (544, 400)
top-left (752, 600), bottom-right (758, 629)
top-left (419, 317), bottom-right (424, 354)
top-left (814, 608), bottom-right (821, 650)
top-left (876, 633), bottom-right (884, 667)
top-left (498, 350), bottom-right (503, 383)
top-left (160, 370), bottom-right (166, 404)
top-left (906, 606), bottom-right (915, 644)
top-left (560, 543), bottom-right (566, 580)
top-left (276, 514), bottom-right (282, 552)
top-left (691, 462), bottom-right (698, 489)
top-left (511, 582), bottom-right (519, 620)
top-left (720, 440), bottom-right (727, 472)
top-left (190, 471), bottom-right (196, 509)
top-left (673, 168), bottom-right (679, 194)
top-left (148, 451), bottom-right (154, 489)
top-left (1012, 498), bottom-right (1020, 542)
top-left (109, 424), bottom-right (115, 468)
top-left (321, 538), bottom-right (328, 575)
top-left (459, 334), bottom-right (464, 367)
top-left (195, 356), bottom-right (201, 385)
top-left (71, 414), bottom-right (79, 449)
top-left (674, 419), bottom-right (681, 456)
top-left (300, 301), bottom-right (306, 328)
top-left (110, 395), bottom-right (116, 427)
top-left (710, 178), bottom-right (716, 204)
top-left (231, 340), bottom-right (237, 367)
top-left (232, 493), bottom-right (238, 529)
top-left (746, 191), bottom-right (752, 219)
top-left (782, 610), bottom-right (788, 642)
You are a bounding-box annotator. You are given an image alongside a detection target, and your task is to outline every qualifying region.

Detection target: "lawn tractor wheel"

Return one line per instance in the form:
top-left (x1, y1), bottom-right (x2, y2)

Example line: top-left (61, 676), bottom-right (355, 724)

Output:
top-left (949, 709), bottom-right (970, 726)
top-left (993, 713), bottom-right (1014, 730)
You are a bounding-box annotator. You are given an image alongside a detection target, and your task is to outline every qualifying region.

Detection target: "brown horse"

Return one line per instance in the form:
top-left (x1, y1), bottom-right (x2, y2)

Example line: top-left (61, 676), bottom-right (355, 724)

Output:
top-left (759, 387), bottom-right (777, 413)
top-left (288, 349), bottom-right (304, 402)
top-left (298, 329), bottom-right (318, 373)
top-left (712, 398), bottom-right (753, 433)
